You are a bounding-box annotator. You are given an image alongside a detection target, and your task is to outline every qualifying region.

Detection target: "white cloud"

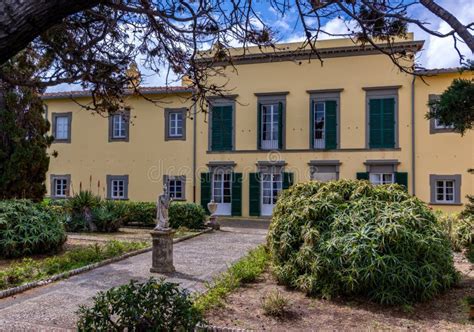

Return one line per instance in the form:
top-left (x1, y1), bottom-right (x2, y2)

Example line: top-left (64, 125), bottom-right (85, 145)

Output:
top-left (413, 0), bottom-right (474, 68)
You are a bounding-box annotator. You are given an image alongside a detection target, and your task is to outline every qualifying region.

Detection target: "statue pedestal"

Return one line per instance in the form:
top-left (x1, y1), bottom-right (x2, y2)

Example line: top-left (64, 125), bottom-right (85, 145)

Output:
top-left (207, 215), bottom-right (220, 230)
top-left (150, 228), bottom-right (176, 273)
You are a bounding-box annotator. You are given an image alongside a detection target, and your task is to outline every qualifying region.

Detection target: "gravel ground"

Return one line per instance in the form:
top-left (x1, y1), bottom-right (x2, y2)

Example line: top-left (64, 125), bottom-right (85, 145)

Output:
top-left (0, 225), bottom-right (266, 331)
top-left (206, 252), bottom-right (474, 331)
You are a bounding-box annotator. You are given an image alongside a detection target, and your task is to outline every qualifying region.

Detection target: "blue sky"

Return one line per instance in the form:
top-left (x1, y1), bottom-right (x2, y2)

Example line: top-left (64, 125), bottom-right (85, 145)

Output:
top-left (49, 0), bottom-right (473, 92)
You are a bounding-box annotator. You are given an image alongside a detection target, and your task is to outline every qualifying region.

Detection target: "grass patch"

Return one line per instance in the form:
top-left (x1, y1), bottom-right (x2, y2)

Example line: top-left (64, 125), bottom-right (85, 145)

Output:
top-left (193, 245), bottom-right (268, 313)
top-left (0, 240), bottom-right (148, 291)
top-left (261, 290), bottom-right (290, 317)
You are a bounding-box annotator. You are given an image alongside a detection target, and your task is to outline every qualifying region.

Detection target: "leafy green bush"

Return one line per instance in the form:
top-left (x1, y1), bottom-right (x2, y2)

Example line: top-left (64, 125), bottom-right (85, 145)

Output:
top-left (169, 202), bottom-right (206, 229)
top-left (122, 201), bottom-right (156, 226)
top-left (91, 201), bottom-right (127, 232)
top-left (0, 241), bottom-right (148, 290)
top-left (438, 213), bottom-right (473, 251)
top-left (77, 278), bottom-right (203, 331)
top-left (64, 191), bottom-right (102, 232)
top-left (268, 180), bottom-right (458, 305)
top-left (0, 200), bottom-right (67, 258)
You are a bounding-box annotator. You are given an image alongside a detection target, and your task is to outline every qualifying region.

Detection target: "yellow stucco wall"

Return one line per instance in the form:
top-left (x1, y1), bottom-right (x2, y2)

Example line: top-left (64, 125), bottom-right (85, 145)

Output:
top-left (46, 94), bottom-right (194, 202)
top-left (194, 53), bottom-right (415, 216)
top-left (44, 36), bottom-right (472, 216)
top-left (414, 72), bottom-right (474, 213)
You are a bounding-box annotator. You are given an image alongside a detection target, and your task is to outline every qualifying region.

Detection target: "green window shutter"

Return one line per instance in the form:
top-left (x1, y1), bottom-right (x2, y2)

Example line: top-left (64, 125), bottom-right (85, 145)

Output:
top-left (257, 103), bottom-right (262, 150)
top-left (369, 98), bottom-right (395, 149)
top-left (310, 100), bottom-right (314, 148)
top-left (231, 172), bottom-right (242, 216)
top-left (211, 106), bottom-right (222, 151)
top-left (211, 106), bottom-right (233, 151)
top-left (325, 100), bottom-right (337, 149)
top-left (249, 172), bottom-right (261, 216)
top-left (369, 99), bottom-right (383, 148)
top-left (382, 98), bottom-right (395, 148)
top-left (278, 102), bottom-right (284, 150)
top-left (356, 172), bottom-right (369, 180)
top-left (283, 172), bottom-right (294, 190)
top-left (200, 172), bottom-right (211, 213)
top-left (395, 172), bottom-right (408, 190)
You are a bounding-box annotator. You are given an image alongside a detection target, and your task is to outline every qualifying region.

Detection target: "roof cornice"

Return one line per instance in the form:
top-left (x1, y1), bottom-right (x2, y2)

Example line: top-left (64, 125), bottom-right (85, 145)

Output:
top-left (197, 40), bottom-right (424, 67)
top-left (42, 86), bottom-right (194, 100)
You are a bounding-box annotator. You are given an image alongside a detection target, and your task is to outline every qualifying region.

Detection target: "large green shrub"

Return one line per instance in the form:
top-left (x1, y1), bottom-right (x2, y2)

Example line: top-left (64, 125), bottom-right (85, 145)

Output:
top-left (169, 202), bottom-right (206, 229)
top-left (0, 200), bottom-right (67, 258)
top-left (268, 180), bottom-right (458, 305)
top-left (122, 201), bottom-right (156, 226)
top-left (77, 278), bottom-right (203, 331)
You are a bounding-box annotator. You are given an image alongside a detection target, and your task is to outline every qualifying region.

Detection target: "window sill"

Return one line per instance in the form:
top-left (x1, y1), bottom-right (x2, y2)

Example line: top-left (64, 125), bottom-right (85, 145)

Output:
top-left (165, 137), bottom-right (186, 141)
top-left (109, 138), bottom-right (129, 142)
top-left (106, 198), bottom-right (130, 201)
top-left (429, 202), bottom-right (463, 206)
top-left (52, 140), bottom-right (71, 144)
top-left (171, 198), bottom-right (186, 201)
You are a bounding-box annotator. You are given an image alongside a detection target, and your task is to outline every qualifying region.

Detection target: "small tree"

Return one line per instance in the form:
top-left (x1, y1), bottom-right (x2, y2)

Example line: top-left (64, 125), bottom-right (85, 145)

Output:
top-left (426, 76), bottom-right (474, 136)
top-left (0, 52), bottom-right (54, 201)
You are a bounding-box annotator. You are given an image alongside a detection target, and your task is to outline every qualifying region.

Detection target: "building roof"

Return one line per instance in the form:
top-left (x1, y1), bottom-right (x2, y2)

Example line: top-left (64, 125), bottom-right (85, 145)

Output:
top-left (414, 67), bottom-right (470, 75)
top-left (42, 85), bottom-right (193, 100)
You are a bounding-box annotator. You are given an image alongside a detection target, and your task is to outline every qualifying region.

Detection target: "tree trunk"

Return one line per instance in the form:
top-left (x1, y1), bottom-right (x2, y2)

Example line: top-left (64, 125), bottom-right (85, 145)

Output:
top-left (0, 0), bottom-right (100, 65)
top-left (420, 0), bottom-right (474, 53)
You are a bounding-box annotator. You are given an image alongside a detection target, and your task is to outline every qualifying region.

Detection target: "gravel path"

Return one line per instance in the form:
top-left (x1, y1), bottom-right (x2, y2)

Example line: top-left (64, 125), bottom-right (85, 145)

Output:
top-left (0, 225), bottom-right (267, 331)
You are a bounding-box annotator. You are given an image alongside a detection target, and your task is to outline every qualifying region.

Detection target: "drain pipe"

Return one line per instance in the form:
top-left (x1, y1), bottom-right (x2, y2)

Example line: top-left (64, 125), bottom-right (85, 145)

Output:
top-left (192, 102), bottom-right (197, 203)
top-left (411, 75), bottom-right (416, 196)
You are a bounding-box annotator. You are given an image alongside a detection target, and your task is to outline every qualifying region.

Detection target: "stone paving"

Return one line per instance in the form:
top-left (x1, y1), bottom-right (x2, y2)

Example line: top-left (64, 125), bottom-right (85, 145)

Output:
top-left (0, 222), bottom-right (267, 331)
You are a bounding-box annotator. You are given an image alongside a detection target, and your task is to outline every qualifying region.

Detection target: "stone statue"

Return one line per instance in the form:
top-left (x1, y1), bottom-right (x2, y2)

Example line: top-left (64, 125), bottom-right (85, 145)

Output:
top-left (156, 183), bottom-right (171, 230)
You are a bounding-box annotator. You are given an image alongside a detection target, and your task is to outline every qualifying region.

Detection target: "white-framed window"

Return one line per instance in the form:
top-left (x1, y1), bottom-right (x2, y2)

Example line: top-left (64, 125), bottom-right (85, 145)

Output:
top-left (54, 178), bottom-right (68, 198)
top-left (169, 112), bottom-right (183, 137)
top-left (111, 179), bottom-right (125, 199)
top-left (261, 171), bottom-right (283, 205)
top-left (313, 101), bottom-right (325, 149)
top-left (213, 172), bottom-right (232, 204)
top-left (434, 118), bottom-right (454, 129)
top-left (435, 180), bottom-right (455, 203)
top-left (112, 114), bottom-right (127, 138)
top-left (168, 178), bottom-right (184, 199)
top-left (261, 104), bottom-right (279, 149)
top-left (55, 116), bottom-right (69, 140)
top-left (369, 173), bottom-right (394, 185)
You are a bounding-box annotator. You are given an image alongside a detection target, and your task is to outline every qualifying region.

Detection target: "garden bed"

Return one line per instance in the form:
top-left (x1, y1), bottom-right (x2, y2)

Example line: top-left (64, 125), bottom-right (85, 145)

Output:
top-left (204, 252), bottom-right (473, 331)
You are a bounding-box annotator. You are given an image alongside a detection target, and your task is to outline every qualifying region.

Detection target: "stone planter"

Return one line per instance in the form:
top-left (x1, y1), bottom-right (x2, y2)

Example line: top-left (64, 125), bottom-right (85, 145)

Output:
top-left (207, 200), bottom-right (220, 230)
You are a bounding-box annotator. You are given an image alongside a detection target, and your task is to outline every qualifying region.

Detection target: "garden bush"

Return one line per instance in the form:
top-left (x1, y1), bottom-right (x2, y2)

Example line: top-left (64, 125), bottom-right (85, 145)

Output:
top-left (64, 191), bottom-right (102, 232)
top-left (91, 201), bottom-right (128, 232)
top-left (267, 180), bottom-right (458, 305)
top-left (122, 201), bottom-right (156, 226)
top-left (169, 202), bottom-right (206, 229)
top-left (438, 213), bottom-right (473, 251)
top-left (77, 278), bottom-right (203, 331)
top-left (0, 200), bottom-right (67, 258)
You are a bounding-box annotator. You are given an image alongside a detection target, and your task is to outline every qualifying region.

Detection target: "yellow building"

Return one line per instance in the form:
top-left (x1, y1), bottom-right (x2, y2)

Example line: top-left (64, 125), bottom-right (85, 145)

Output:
top-left (43, 34), bottom-right (473, 217)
